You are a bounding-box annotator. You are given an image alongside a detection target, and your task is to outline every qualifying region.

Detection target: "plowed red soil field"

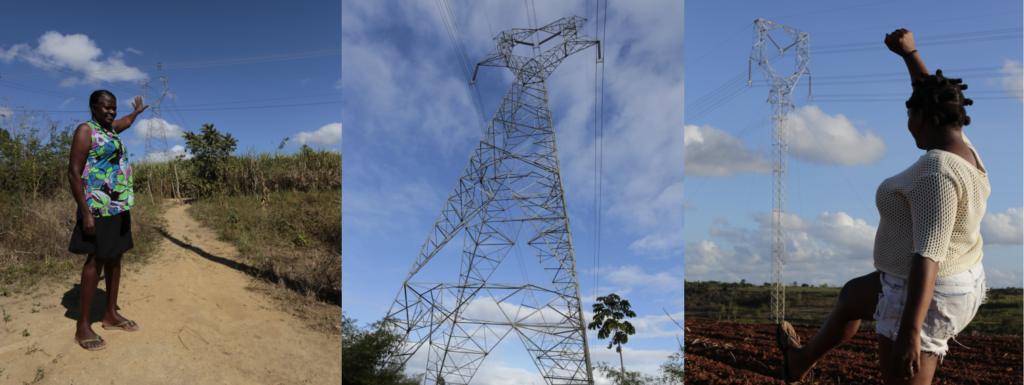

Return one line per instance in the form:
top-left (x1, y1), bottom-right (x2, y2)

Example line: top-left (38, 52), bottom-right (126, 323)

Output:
top-left (684, 318), bottom-right (1022, 385)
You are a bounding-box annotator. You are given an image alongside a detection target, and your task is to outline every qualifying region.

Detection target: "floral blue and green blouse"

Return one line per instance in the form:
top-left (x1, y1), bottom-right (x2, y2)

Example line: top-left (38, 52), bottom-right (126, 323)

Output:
top-left (79, 119), bottom-right (134, 218)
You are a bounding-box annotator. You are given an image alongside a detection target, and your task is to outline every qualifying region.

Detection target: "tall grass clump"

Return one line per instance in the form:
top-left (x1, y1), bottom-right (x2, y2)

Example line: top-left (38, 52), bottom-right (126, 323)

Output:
top-left (0, 99), bottom-right (165, 294)
top-left (131, 123), bottom-right (340, 203)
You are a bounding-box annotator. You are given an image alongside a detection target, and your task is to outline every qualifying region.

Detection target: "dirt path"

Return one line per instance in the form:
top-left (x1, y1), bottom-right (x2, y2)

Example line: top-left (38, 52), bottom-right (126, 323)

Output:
top-left (0, 201), bottom-right (341, 384)
top-left (684, 318), bottom-right (1022, 384)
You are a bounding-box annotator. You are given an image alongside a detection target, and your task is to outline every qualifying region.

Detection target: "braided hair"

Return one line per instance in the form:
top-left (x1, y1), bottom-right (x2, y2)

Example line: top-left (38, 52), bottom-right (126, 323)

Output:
top-left (906, 70), bottom-right (973, 129)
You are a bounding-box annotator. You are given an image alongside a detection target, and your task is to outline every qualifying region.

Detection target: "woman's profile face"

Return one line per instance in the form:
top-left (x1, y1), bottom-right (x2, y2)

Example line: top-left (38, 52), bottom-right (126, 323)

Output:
top-left (91, 97), bottom-right (117, 126)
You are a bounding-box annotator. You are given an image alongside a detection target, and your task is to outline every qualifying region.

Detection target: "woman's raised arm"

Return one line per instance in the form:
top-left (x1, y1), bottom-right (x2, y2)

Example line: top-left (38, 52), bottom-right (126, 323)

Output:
top-left (885, 28), bottom-right (930, 90)
top-left (112, 95), bottom-right (149, 134)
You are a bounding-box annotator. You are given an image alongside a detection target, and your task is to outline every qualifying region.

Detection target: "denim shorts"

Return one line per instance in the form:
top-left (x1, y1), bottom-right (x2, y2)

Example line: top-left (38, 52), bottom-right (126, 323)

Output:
top-left (873, 263), bottom-right (986, 360)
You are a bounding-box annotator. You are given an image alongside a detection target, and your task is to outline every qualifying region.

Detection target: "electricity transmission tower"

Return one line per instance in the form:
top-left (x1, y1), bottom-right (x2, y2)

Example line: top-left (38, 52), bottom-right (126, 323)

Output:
top-left (140, 77), bottom-right (174, 161)
top-left (748, 19), bottom-right (810, 324)
top-left (381, 16), bottom-right (601, 385)
top-left (141, 77), bottom-right (182, 203)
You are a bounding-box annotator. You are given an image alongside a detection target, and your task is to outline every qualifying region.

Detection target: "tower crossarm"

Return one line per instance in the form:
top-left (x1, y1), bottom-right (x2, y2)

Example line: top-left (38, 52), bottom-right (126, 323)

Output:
top-left (475, 16), bottom-right (599, 83)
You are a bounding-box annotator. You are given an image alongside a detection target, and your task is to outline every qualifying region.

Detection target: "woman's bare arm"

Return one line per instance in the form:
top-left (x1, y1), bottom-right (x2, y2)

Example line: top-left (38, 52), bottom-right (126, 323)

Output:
top-left (67, 123), bottom-right (95, 233)
top-left (891, 254), bottom-right (939, 379)
top-left (885, 29), bottom-right (929, 89)
top-left (111, 95), bottom-right (149, 134)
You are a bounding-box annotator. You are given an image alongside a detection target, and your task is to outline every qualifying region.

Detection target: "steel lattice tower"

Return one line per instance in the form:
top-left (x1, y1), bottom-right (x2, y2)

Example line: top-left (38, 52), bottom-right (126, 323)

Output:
top-left (748, 19), bottom-right (810, 324)
top-left (140, 77), bottom-right (175, 161)
top-left (381, 16), bottom-right (600, 385)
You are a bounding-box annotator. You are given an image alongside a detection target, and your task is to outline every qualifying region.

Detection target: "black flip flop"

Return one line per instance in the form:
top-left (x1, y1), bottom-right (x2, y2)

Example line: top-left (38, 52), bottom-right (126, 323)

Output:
top-left (776, 321), bottom-right (802, 385)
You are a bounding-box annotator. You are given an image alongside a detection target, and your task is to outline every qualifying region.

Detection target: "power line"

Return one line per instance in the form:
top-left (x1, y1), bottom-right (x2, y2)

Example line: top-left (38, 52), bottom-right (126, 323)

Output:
top-left (165, 93), bottom-right (342, 108)
top-left (32, 100), bottom-right (340, 113)
top-left (686, 23), bottom-right (752, 70)
top-left (0, 47), bottom-right (341, 79)
top-left (814, 11), bottom-right (1023, 36)
top-left (815, 28), bottom-right (1021, 55)
top-left (596, 0), bottom-right (608, 301)
top-left (764, 0), bottom-right (897, 21)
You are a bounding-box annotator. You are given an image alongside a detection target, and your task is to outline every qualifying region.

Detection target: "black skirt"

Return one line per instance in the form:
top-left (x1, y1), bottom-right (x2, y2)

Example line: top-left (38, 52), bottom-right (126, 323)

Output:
top-left (68, 210), bottom-right (134, 259)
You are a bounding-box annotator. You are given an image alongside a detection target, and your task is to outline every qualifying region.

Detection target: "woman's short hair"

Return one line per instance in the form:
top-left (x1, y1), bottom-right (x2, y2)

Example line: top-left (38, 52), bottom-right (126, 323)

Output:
top-left (89, 90), bottom-right (116, 109)
top-left (906, 69), bottom-right (974, 128)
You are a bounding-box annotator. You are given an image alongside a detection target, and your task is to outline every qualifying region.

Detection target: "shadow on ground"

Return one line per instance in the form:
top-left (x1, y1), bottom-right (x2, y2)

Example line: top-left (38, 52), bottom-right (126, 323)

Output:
top-left (61, 283), bottom-right (119, 323)
top-left (156, 228), bottom-right (340, 306)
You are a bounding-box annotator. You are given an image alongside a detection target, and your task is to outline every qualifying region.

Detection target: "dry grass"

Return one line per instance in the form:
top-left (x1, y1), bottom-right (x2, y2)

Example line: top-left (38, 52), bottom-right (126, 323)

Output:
top-left (133, 149), bottom-right (341, 201)
top-left (0, 189), bottom-right (166, 296)
top-left (187, 189), bottom-right (340, 306)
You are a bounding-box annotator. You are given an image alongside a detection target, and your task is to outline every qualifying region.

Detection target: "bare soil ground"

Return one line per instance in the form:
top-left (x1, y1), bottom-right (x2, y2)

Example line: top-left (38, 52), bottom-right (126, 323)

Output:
top-left (0, 200), bottom-right (341, 384)
top-left (684, 318), bottom-right (1022, 385)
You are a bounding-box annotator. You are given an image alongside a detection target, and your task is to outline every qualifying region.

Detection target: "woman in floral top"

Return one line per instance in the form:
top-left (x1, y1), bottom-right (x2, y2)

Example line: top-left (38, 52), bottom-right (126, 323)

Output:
top-left (66, 90), bottom-right (148, 351)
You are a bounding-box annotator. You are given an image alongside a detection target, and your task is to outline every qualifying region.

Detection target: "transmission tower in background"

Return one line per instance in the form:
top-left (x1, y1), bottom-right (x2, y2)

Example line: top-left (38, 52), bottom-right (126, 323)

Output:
top-left (141, 76), bottom-right (183, 203)
top-left (748, 19), bottom-right (810, 324)
top-left (381, 16), bottom-right (600, 385)
top-left (140, 76), bottom-right (174, 161)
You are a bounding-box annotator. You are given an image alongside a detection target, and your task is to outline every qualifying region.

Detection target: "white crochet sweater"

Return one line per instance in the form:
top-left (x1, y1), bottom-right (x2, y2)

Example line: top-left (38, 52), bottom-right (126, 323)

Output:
top-left (873, 133), bottom-right (990, 280)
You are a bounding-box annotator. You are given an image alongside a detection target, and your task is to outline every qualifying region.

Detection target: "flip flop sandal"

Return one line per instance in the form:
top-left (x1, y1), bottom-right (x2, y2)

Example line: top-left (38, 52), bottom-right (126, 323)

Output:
top-left (74, 335), bottom-right (107, 351)
top-left (776, 321), bottom-right (802, 385)
top-left (102, 319), bottom-right (140, 332)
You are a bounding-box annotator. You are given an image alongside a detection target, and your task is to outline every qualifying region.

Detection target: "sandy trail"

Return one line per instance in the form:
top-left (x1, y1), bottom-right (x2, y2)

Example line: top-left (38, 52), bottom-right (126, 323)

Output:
top-left (0, 201), bottom-right (341, 384)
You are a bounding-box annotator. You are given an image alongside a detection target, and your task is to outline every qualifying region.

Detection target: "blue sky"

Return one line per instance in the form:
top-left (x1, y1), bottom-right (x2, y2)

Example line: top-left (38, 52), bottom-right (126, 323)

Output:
top-left (342, 0), bottom-right (684, 382)
top-left (0, 1), bottom-right (341, 160)
top-left (684, 0), bottom-right (1023, 289)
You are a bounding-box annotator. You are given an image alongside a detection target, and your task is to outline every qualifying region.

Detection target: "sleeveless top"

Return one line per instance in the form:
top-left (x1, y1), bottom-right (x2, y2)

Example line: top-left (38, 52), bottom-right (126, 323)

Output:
top-left (78, 120), bottom-right (134, 218)
top-left (872, 133), bottom-right (989, 280)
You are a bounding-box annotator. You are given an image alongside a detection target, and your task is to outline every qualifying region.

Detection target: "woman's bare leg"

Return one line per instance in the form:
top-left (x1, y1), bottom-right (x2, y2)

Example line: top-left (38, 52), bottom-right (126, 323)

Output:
top-left (102, 254), bottom-right (138, 330)
top-left (785, 271), bottom-right (882, 380)
top-left (75, 254), bottom-right (106, 348)
top-left (878, 335), bottom-right (939, 384)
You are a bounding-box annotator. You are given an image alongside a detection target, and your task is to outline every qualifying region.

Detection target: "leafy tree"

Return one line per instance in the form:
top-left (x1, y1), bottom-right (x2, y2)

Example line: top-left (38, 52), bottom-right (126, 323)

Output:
top-left (588, 293), bottom-right (637, 381)
top-left (593, 347), bottom-right (684, 384)
top-left (182, 123), bottom-right (238, 197)
top-left (342, 313), bottom-right (423, 385)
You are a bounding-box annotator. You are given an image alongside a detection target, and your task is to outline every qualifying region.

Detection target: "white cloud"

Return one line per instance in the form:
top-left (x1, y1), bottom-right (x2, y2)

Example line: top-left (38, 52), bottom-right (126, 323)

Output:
top-left (688, 106), bottom-right (888, 175)
top-left (295, 123), bottom-right (342, 146)
top-left (999, 59), bottom-right (1023, 104)
top-left (59, 77), bottom-right (79, 87)
top-left (0, 31), bottom-right (147, 85)
top-left (143, 145), bottom-right (192, 163)
top-left (125, 47), bottom-right (142, 55)
top-left (981, 207), bottom-right (1024, 246)
top-left (788, 105), bottom-right (887, 165)
top-left (985, 268), bottom-right (1023, 290)
top-left (0, 105), bottom-right (12, 118)
top-left (300, 77), bottom-right (312, 85)
top-left (400, 342), bottom-right (676, 385)
top-left (686, 211), bottom-right (878, 285)
top-left (683, 124), bottom-right (769, 177)
top-left (603, 265), bottom-right (685, 293)
top-left (59, 98), bottom-right (74, 109)
top-left (335, 79), bottom-right (342, 89)
top-left (133, 118), bottom-right (184, 140)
